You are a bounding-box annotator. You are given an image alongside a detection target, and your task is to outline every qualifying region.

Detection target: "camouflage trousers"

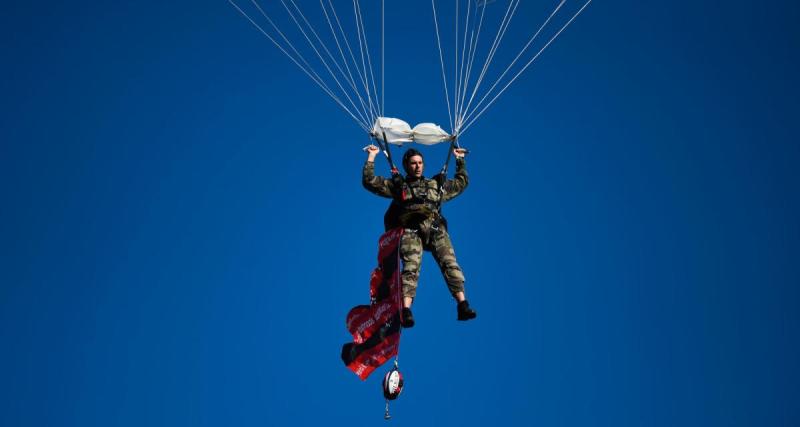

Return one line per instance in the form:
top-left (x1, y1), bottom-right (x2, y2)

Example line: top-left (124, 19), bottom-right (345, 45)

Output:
top-left (400, 226), bottom-right (466, 299)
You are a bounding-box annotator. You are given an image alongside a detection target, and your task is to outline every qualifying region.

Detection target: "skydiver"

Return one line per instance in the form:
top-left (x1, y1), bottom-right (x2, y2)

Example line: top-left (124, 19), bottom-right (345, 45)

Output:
top-left (362, 145), bottom-right (477, 328)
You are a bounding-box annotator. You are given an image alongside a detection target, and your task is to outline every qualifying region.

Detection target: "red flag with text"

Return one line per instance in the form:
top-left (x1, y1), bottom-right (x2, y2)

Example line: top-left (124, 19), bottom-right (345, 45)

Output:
top-left (341, 228), bottom-right (404, 380)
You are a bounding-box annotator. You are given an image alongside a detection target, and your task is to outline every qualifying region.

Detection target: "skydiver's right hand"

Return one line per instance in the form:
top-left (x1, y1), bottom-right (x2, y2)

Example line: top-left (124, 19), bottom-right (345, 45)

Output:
top-left (364, 144), bottom-right (380, 162)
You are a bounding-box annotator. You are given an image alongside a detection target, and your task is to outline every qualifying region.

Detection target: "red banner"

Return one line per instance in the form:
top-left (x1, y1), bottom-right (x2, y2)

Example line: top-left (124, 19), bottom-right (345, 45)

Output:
top-left (341, 228), bottom-right (404, 380)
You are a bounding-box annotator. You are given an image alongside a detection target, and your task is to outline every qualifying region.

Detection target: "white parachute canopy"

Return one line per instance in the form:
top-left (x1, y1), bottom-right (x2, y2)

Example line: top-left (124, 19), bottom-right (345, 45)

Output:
top-left (371, 117), bottom-right (452, 146)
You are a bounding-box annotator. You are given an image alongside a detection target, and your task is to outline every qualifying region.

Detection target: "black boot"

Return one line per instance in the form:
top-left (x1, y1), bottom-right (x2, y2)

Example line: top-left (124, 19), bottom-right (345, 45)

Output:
top-left (457, 300), bottom-right (477, 321)
top-left (401, 307), bottom-right (415, 328)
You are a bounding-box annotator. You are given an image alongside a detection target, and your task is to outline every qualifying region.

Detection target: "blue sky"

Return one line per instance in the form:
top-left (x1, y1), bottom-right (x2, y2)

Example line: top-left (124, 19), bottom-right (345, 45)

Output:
top-left (2, 1), bottom-right (799, 426)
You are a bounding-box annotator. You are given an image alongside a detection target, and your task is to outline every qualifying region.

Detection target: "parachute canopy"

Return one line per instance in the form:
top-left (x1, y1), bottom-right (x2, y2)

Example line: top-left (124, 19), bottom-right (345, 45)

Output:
top-left (371, 117), bottom-right (452, 146)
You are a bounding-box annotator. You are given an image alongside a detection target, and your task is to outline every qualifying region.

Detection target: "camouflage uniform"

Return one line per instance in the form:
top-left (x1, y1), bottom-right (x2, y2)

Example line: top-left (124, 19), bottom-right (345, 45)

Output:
top-left (362, 158), bottom-right (469, 299)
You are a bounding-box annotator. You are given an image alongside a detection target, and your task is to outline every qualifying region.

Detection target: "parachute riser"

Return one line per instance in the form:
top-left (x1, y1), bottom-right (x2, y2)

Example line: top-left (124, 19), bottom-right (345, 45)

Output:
top-left (433, 137), bottom-right (459, 214)
top-left (439, 136), bottom-right (458, 176)
top-left (372, 130), bottom-right (400, 175)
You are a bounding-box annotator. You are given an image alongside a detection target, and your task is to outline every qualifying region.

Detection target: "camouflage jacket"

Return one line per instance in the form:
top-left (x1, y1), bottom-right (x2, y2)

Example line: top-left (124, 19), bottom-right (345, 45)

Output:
top-left (362, 158), bottom-right (469, 230)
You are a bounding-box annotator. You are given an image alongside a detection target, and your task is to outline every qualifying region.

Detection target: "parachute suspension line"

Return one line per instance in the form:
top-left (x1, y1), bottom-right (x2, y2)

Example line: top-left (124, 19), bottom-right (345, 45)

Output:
top-left (282, 0), bottom-right (373, 128)
top-left (351, 0), bottom-right (379, 125)
top-left (457, 3), bottom-right (489, 132)
top-left (243, 0), bottom-right (334, 97)
top-left (460, 0), bottom-right (567, 128)
top-left (381, 0), bottom-right (385, 115)
top-left (348, 1), bottom-right (379, 123)
top-left (244, 0), bottom-right (370, 131)
top-left (456, 0), bottom-right (518, 132)
top-left (354, 0), bottom-right (382, 123)
top-left (457, 2), bottom-right (487, 131)
top-left (457, 0), bottom-right (520, 132)
top-left (318, 0), bottom-right (375, 130)
top-left (456, 29), bottom-right (474, 123)
top-left (277, 0), bottom-right (372, 130)
top-left (356, 0), bottom-right (381, 116)
top-left (247, 0), bottom-right (326, 88)
top-left (460, 0), bottom-right (594, 136)
top-left (455, 29), bottom-right (474, 129)
top-left (228, 0), bottom-right (370, 132)
top-left (322, 0), bottom-right (378, 127)
top-left (453, 0), bottom-right (460, 134)
top-left (431, 0), bottom-right (454, 133)
top-left (454, 0), bottom-right (473, 128)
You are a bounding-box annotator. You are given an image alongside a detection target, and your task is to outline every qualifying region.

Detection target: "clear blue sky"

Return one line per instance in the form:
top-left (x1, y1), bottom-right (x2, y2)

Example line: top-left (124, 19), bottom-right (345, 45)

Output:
top-left (2, 1), bottom-right (799, 426)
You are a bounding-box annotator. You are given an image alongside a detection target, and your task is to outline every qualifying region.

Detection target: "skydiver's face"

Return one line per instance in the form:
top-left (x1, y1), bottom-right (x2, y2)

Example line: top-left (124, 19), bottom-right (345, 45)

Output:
top-left (405, 155), bottom-right (424, 178)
